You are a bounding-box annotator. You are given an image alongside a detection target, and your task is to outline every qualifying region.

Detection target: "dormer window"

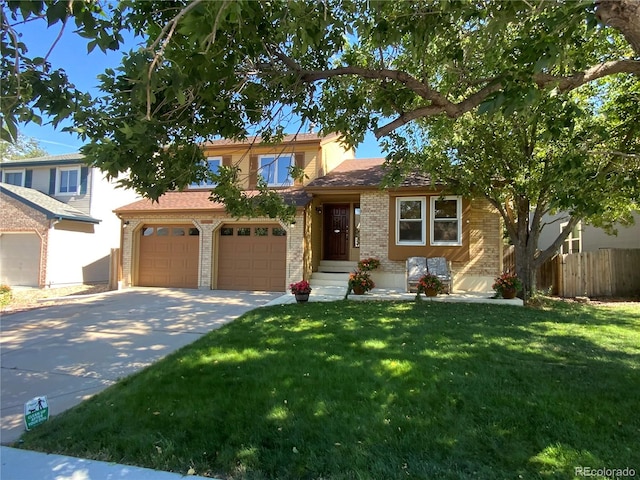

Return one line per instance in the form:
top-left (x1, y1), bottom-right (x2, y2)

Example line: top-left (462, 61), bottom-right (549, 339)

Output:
top-left (259, 155), bottom-right (293, 187)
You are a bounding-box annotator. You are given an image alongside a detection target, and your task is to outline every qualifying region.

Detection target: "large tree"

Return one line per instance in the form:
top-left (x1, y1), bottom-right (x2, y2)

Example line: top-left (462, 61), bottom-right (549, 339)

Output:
top-left (0, 133), bottom-right (47, 160)
top-left (384, 80), bottom-right (639, 299)
top-left (2, 0), bottom-right (639, 297)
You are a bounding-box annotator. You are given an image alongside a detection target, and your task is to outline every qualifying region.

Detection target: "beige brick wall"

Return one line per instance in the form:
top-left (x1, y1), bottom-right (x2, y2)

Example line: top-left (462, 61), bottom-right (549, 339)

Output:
top-left (359, 193), bottom-right (502, 291)
top-left (0, 194), bottom-right (50, 287)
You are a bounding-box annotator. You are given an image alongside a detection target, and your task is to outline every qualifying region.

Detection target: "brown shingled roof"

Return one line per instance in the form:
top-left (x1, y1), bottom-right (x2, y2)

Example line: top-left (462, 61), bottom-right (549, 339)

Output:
top-left (306, 158), bottom-right (432, 190)
top-left (115, 188), bottom-right (311, 213)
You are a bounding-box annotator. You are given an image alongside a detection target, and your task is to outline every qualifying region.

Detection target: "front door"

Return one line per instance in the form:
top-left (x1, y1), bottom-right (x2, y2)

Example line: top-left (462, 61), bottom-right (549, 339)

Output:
top-left (324, 204), bottom-right (350, 260)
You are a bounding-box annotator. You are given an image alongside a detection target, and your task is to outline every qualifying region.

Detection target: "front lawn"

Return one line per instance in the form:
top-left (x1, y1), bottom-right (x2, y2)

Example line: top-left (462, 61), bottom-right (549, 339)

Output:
top-left (18, 300), bottom-right (640, 479)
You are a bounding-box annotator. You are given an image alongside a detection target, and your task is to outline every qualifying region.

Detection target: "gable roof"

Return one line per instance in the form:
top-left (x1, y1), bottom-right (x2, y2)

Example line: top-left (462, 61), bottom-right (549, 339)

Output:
top-left (0, 153), bottom-right (85, 169)
top-left (115, 187), bottom-right (311, 214)
top-left (305, 158), bottom-right (433, 191)
top-left (0, 183), bottom-right (100, 224)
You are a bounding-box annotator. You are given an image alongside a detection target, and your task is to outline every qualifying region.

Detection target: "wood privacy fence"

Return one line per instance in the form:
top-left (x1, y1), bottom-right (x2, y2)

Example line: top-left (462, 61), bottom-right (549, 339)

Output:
top-left (109, 248), bottom-right (120, 291)
top-left (503, 247), bottom-right (640, 297)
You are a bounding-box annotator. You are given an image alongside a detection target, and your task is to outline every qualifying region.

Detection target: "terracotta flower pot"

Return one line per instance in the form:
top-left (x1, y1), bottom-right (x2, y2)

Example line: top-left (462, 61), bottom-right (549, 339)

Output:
top-left (352, 285), bottom-right (366, 295)
top-left (295, 293), bottom-right (310, 303)
top-left (501, 288), bottom-right (517, 299)
top-left (424, 288), bottom-right (438, 297)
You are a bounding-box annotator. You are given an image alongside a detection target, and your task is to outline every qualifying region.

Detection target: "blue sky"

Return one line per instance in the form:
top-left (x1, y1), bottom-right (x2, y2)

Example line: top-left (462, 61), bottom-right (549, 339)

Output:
top-left (16, 18), bottom-right (385, 159)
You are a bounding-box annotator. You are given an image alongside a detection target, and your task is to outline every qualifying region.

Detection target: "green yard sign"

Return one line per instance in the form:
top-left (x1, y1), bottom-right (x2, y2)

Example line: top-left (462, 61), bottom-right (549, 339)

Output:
top-left (24, 396), bottom-right (49, 430)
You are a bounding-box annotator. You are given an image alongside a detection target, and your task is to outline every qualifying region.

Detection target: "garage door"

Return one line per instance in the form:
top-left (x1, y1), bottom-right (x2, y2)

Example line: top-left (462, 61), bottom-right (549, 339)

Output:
top-left (0, 233), bottom-right (41, 286)
top-left (217, 224), bottom-right (286, 291)
top-left (138, 225), bottom-right (199, 288)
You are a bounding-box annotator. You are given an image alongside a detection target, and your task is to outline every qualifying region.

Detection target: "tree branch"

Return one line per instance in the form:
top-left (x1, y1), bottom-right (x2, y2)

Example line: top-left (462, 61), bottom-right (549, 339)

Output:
top-left (147, 0), bottom-right (205, 120)
top-left (270, 48), bottom-right (640, 139)
top-left (533, 59), bottom-right (640, 91)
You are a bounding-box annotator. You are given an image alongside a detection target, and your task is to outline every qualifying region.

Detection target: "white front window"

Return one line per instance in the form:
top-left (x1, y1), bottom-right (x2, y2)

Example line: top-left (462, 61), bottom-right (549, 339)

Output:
top-left (57, 167), bottom-right (80, 195)
top-left (396, 197), bottom-right (426, 245)
top-left (259, 155), bottom-right (293, 186)
top-left (3, 169), bottom-right (24, 186)
top-left (189, 157), bottom-right (221, 188)
top-left (430, 196), bottom-right (462, 246)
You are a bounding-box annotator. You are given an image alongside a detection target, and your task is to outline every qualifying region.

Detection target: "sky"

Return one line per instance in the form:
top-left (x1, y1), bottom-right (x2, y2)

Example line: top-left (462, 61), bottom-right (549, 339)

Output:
top-left (15, 17), bottom-right (385, 159)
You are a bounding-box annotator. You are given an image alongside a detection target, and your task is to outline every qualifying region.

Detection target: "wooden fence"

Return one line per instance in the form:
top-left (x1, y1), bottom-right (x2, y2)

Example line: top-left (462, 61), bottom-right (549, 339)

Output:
top-left (503, 247), bottom-right (640, 297)
top-left (109, 248), bottom-right (121, 290)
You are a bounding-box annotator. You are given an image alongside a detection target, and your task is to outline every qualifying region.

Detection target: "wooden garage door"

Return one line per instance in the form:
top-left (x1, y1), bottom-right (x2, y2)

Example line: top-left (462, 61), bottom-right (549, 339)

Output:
top-left (138, 225), bottom-right (199, 288)
top-left (0, 233), bottom-right (40, 286)
top-left (217, 224), bottom-right (286, 292)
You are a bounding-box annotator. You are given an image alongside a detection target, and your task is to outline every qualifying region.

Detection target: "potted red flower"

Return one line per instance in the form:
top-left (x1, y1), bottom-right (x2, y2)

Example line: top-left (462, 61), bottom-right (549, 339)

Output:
top-left (418, 273), bottom-right (444, 297)
top-left (289, 280), bottom-right (312, 303)
top-left (492, 272), bottom-right (522, 299)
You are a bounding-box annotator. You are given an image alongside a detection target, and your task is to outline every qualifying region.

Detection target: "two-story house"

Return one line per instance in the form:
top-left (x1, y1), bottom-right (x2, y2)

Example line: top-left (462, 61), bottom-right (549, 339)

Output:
top-left (0, 154), bottom-right (140, 287)
top-left (115, 134), bottom-right (503, 293)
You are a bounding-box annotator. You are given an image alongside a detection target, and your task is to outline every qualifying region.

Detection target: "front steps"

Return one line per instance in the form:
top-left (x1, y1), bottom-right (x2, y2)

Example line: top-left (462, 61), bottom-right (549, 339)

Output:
top-left (310, 260), bottom-right (357, 287)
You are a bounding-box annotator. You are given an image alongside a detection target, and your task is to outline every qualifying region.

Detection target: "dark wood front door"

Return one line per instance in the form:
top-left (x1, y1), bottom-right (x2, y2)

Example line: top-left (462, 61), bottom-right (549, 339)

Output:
top-left (324, 204), bottom-right (350, 260)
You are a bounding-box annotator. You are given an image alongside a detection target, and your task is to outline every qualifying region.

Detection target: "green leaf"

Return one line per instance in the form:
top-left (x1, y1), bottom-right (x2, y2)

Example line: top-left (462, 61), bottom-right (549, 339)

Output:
top-left (46, 1), bottom-right (69, 27)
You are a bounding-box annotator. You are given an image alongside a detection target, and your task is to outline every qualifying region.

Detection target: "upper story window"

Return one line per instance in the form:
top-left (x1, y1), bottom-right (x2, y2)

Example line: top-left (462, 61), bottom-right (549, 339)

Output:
top-left (259, 155), bottom-right (293, 187)
top-left (3, 169), bottom-right (24, 186)
top-left (560, 221), bottom-right (581, 254)
top-left (57, 167), bottom-right (80, 195)
top-left (189, 157), bottom-right (221, 188)
top-left (430, 196), bottom-right (462, 246)
top-left (396, 197), bottom-right (426, 245)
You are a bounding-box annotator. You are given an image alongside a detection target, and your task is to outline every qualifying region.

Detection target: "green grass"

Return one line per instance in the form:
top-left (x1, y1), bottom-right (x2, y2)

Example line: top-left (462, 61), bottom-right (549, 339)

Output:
top-left (18, 300), bottom-right (640, 479)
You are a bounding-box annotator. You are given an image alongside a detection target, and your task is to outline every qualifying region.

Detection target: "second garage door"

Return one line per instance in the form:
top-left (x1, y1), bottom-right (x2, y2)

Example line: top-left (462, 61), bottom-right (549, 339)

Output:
top-left (138, 225), bottom-right (199, 288)
top-left (217, 224), bottom-right (286, 292)
top-left (0, 232), bottom-right (41, 286)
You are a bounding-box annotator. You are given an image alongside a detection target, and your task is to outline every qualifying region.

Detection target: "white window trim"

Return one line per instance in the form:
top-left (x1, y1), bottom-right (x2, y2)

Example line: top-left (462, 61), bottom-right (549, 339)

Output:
top-left (259, 154), bottom-right (294, 187)
top-left (189, 157), bottom-right (222, 188)
top-left (560, 221), bottom-right (582, 254)
top-left (2, 169), bottom-right (25, 186)
top-left (396, 196), bottom-right (426, 246)
top-left (430, 196), bottom-right (462, 246)
top-left (56, 166), bottom-right (81, 195)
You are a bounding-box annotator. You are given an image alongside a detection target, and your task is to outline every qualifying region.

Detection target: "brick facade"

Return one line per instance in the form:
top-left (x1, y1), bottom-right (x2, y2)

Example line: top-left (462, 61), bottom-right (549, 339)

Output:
top-left (0, 194), bottom-right (49, 287)
top-left (358, 192), bottom-right (501, 291)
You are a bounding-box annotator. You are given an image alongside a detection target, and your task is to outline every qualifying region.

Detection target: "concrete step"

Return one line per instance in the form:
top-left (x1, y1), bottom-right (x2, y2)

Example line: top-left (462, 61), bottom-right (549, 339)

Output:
top-left (317, 260), bottom-right (357, 273)
top-left (310, 271), bottom-right (350, 287)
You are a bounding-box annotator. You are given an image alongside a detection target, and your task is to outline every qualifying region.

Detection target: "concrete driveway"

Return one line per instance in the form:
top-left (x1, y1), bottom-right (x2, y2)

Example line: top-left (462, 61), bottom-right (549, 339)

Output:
top-left (0, 287), bottom-right (282, 444)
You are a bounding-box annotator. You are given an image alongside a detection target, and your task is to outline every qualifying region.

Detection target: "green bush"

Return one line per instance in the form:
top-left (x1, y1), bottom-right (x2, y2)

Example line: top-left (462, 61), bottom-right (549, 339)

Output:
top-left (0, 284), bottom-right (12, 306)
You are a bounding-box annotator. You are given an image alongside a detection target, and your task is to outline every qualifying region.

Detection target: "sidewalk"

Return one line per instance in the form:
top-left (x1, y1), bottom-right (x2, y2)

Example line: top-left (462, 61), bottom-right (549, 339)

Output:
top-left (264, 285), bottom-right (523, 306)
top-left (0, 446), bottom-right (217, 479)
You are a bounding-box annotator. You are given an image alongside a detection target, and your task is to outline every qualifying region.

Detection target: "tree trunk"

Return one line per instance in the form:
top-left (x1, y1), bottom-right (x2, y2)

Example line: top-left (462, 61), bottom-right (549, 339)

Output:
top-left (513, 238), bottom-right (537, 304)
top-left (596, 0), bottom-right (640, 56)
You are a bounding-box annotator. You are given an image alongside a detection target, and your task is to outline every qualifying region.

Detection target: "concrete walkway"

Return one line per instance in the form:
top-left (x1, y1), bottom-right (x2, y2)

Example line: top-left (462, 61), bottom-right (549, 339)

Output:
top-left (0, 446), bottom-right (217, 480)
top-left (1, 285), bottom-right (519, 479)
top-left (264, 284), bottom-right (523, 306)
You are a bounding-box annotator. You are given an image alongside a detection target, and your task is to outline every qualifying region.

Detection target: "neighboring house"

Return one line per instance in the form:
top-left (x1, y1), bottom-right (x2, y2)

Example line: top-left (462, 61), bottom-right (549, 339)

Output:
top-left (115, 134), bottom-right (503, 293)
top-left (0, 154), bottom-right (140, 287)
top-left (538, 212), bottom-right (640, 254)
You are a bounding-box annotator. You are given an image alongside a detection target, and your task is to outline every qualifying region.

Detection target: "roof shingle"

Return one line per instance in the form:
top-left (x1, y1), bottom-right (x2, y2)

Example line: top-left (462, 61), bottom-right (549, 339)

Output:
top-left (115, 187), bottom-right (311, 213)
top-left (0, 183), bottom-right (100, 224)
